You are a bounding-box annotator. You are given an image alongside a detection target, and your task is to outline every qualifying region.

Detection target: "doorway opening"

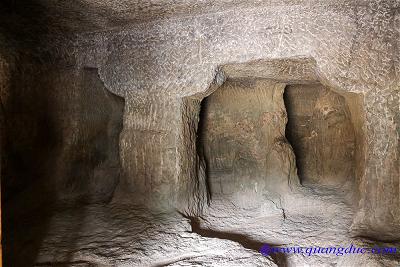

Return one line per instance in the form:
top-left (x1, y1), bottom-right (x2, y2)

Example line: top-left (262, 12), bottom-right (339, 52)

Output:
top-left (196, 80), bottom-right (364, 200)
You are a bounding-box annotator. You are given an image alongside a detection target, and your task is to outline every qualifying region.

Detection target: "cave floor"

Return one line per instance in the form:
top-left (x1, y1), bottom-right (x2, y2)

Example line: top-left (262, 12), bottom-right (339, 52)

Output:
top-left (6, 184), bottom-right (400, 267)
top-left (6, 203), bottom-right (274, 267)
top-left (197, 183), bottom-right (400, 266)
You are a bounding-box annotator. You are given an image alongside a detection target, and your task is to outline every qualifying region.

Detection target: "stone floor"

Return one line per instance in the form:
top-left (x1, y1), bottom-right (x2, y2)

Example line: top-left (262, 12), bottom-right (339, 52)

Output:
top-left (198, 183), bottom-right (400, 266)
top-left (5, 203), bottom-right (274, 267)
top-left (5, 183), bottom-right (400, 267)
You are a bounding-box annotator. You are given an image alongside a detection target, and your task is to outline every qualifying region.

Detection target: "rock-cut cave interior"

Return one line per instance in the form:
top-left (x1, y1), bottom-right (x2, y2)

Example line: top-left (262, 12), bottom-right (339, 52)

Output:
top-left (0, 1), bottom-right (399, 267)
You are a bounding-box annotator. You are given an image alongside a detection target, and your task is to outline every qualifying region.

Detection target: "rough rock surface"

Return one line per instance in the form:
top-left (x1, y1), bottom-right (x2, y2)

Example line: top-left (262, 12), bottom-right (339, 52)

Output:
top-left (5, 204), bottom-right (276, 267)
top-left (200, 79), bottom-right (298, 201)
top-left (285, 84), bottom-right (358, 186)
top-left (198, 183), bottom-right (400, 266)
top-left (1, 65), bottom-right (124, 205)
top-left (73, 0), bottom-right (399, 239)
top-left (0, 0), bottom-right (399, 266)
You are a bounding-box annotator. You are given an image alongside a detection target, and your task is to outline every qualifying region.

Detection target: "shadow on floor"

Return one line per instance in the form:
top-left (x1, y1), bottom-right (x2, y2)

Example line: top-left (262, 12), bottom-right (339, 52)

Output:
top-left (181, 213), bottom-right (288, 267)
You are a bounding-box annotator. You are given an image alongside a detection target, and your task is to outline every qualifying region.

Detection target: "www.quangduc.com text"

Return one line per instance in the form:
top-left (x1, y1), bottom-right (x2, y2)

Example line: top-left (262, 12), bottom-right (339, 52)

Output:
top-left (260, 244), bottom-right (397, 256)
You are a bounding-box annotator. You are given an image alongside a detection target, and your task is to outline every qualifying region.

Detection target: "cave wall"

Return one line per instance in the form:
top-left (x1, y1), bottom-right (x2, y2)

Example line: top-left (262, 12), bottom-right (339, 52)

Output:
top-left (284, 84), bottom-right (357, 187)
top-left (0, 1), bottom-right (125, 209)
top-left (1, 63), bottom-right (124, 207)
top-left (200, 79), bottom-right (298, 199)
top-left (0, 0), bottom-right (397, 241)
top-left (75, 1), bottom-right (399, 239)
top-left (0, 38), bottom-right (11, 266)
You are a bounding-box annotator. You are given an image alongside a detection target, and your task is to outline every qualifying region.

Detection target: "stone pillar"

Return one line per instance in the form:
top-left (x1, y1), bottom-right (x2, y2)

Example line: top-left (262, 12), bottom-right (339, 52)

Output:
top-left (177, 97), bottom-right (209, 214)
top-left (116, 92), bottom-right (208, 212)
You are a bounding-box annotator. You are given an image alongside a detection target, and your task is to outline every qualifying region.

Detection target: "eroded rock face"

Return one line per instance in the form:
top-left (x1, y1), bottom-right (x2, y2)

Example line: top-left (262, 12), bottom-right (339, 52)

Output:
top-left (199, 79), bottom-right (298, 201)
top-left (1, 65), bottom-right (124, 205)
top-left (52, 67), bottom-right (124, 203)
top-left (5, 204), bottom-right (277, 267)
top-left (82, 1), bottom-right (399, 240)
top-left (0, 1), bottom-right (399, 265)
top-left (285, 84), bottom-right (357, 187)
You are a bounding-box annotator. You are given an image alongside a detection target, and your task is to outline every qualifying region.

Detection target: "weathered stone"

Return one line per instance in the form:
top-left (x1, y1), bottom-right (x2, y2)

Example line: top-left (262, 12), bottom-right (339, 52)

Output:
top-left (200, 79), bottom-right (298, 200)
top-left (285, 84), bottom-right (359, 187)
top-left (0, 0), bottom-right (399, 266)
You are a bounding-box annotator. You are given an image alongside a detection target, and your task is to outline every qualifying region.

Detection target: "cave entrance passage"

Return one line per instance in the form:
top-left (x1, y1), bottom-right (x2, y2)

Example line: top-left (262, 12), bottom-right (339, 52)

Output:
top-left (197, 79), bottom-right (363, 198)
